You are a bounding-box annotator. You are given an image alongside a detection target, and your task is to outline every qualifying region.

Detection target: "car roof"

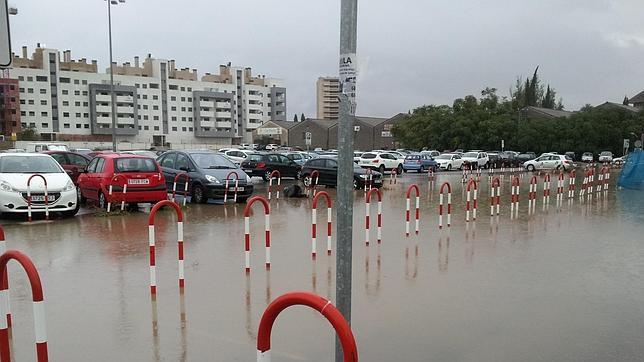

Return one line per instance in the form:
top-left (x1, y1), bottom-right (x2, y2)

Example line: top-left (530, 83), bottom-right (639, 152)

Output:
top-left (97, 153), bottom-right (153, 159)
top-left (0, 152), bottom-right (53, 157)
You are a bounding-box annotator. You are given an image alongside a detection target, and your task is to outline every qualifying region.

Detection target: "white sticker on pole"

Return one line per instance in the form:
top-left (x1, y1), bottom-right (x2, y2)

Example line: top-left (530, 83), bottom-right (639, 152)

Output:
top-left (0, 0), bottom-right (12, 67)
top-left (339, 53), bottom-right (357, 113)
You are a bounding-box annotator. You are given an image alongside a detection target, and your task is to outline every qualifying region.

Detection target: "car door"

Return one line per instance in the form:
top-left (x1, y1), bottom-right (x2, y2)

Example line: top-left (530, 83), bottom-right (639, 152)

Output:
top-left (454, 155), bottom-right (463, 169)
top-left (79, 157), bottom-right (98, 199)
top-left (158, 152), bottom-right (178, 190)
top-left (277, 154), bottom-right (298, 177)
top-left (174, 153), bottom-right (193, 192)
top-left (91, 157), bottom-right (106, 200)
top-left (49, 152), bottom-right (71, 173)
top-left (322, 159), bottom-right (337, 185)
top-left (68, 153), bottom-right (90, 184)
top-left (533, 156), bottom-right (547, 169)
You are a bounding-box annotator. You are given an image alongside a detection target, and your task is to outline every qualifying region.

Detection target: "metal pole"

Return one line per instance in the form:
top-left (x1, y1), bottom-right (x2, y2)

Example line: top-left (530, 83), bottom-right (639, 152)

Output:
top-left (336, 1), bottom-right (357, 361)
top-left (107, 0), bottom-right (117, 152)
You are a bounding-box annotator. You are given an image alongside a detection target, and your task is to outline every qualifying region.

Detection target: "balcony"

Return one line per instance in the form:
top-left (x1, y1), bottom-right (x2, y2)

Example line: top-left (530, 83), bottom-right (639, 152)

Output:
top-left (215, 121), bottom-right (232, 128)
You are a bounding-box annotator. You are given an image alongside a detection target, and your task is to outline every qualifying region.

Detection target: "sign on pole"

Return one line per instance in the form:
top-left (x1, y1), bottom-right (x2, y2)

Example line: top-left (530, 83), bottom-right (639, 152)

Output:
top-left (339, 53), bottom-right (357, 114)
top-left (305, 131), bottom-right (312, 146)
top-left (0, 0), bottom-right (12, 68)
top-left (501, 139), bottom-right (505, 151)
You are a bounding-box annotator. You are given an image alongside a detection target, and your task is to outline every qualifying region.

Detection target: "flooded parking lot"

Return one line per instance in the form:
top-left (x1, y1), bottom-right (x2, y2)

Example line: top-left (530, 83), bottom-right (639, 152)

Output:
top-left (1, 170), bottom-right (643, 361)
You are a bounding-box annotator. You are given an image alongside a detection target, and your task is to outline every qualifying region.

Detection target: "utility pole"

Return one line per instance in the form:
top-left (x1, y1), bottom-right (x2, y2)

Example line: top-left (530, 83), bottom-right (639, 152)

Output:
top-left (336, 0), bottom-right (357, 361)
top-left (106, 0), bottom-right (126, 151)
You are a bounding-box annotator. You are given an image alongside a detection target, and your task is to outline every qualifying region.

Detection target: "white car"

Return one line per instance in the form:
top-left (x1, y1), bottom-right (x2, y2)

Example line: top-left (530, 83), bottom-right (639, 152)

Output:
top-left (265, 144), bottom-right (279, 151)
top-left (461, 151), bottom-right (489, 168)
top-left (598, 151), bottom-right (613, 163)
top-left (223, 149), bottom-right (255, 165)
top-left (581, 152), bottom-right (593, 162)
top-left (434, 153), bottom-right (464, 171)
top-left (358, 152), bottom-right (403, 174)
top-left (523, 154), bottom-right (573, 172)
top-left (421, 150), bottom-right (440, 158)
top-left (0, 153), bottom-right (79, 217)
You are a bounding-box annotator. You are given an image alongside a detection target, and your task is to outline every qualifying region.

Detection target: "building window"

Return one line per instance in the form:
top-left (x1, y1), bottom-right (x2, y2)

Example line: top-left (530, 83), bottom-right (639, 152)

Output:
top-left (171, 127), bottom-right (177, 131)
top-left (41, 123), bottom-right (48, 128)
top-left (187, 97), bottom-right (192, 102)
top-left (59, 77), bottom-right (70, 83)
top-left (28, 99), bottom-right (34, 105)
top-left (171, 106), bottom-right (176, 111)
top-left (27, 88), bottom-right (34, 93)
top-left (29, 122), bottom-right (36, 128)
top-left (20, 111), bottom-right (26, 116)
top-left (181, 117), bottom-right (186, 122)
top-left (144, 115), bottom-right (149, 120)
top-left (149, 83), bottom-right (159, 89)
top-left (75, 101), bottom-right (81, 106)
top-left (39, 89), bottom-right (46, 94)
top-left (144, 126), bottom-right (149, 130)
top-left (169, 85), bottom-right (178, 90)
top-left (40, 100), bottom-right (47, 105)
top-left (181, 107), bottom-right (185, 111)
top-left (36, 76), bottom-right (47, 82)
top-left (170, 96), bottom-right (176, 101)
top-left (153, 116), bottom-right (159, 120)
top-left (73, 79), bottom-right (80, 84)
top-left (74, 90), bottom-right (80, 96)
top-left (83, 102), bottom-right (88, 106)
top-left (153, 105), bottom-right (158, 110)
top-left (182, 127), bottom-right (187, 131)
top-left (171, 116), bottom-right (177, 121)
top-left (153, 126), bottom-right (160, 131)
top-left (63, 112), bottom-right (70, 117)
top-left (135, 83), bottom-right (140, 88)
top-left (188, 127), bottom-right (193, 131)
top-left (84, 124), bottom-right (89, 129)
top-left (20, 99), bottom-right (25, 105)
top-left (187, 87), bottom-right (192, 91)
top-left (143, 105), bottom-right (148, 110)
top-left (64, 123), bottom-right (70, 128)
top-left (27, 76), bottom-right (33, 81)
top-left (188, 107), bottom-right (192, 112)
top-left (142, 95), bottom-right (147, 99)
top-left (62, 90), bottom-right (68, 95)
top-left (180, 87), bottom-right (185, 91)
top-left (18, 76), bottom-right (24, 81)
top-left (41, 112), bottom-right (48, 117)
top-left (62, 101), bottom-right (69, 106)
top-left (84, 113), bottom-right (89, 117)
top-left (76, 124), bottom-right (82, 129)
top-left (181, 97), bottom-right (185, 102)
top-left (152, 95), bottom-right (158, 100)
top-left (75, 112), bottom-right (81, 117)
top-left (19, 87), bottom-right (24, 93)
top-left (82, 91), bottom-right (88, 96)
top-left (82, 80), bottom-right (87, 85)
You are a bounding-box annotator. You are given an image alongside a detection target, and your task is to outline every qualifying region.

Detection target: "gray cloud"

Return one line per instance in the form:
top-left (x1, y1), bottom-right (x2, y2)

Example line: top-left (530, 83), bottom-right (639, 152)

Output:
top-left (8, 0), bottom-right (644, 118)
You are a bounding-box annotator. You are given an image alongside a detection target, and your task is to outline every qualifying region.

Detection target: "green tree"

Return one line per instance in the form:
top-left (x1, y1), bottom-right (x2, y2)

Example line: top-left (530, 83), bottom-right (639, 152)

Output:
top-left (17, 126), bottom-right (39, 141)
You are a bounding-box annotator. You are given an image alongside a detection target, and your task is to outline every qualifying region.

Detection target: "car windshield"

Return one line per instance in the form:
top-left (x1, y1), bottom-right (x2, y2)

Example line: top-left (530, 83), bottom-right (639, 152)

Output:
top-left (191, 153), bottom-right (237, 169)
top-left (114, 158), bottom-right (158, 173)
top-left (463, 152), bottom-right (477, 158)
top-left (361, 153), bottom-right (376, 159)
top-left (0, 156), bottom-right (63, 173)
top-left (435, 154), bottom-right (452, 160)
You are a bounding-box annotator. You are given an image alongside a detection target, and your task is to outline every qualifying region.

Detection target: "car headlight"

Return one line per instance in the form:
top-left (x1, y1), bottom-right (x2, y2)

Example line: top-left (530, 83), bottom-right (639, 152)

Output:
top-left (63, 180), bottom-right (75, 192)
top-left (0, 181), bottom-right (17, 192)
top-left (205, 174), bottom-right (220, 184)
top-left (246, 175), bottom-right (252, 183)
top-left (358, 174), bottom-right (367, 179)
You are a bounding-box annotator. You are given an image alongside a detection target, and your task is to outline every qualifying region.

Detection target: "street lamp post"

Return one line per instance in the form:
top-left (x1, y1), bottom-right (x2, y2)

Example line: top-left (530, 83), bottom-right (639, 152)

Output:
top-left (106, 0), bottom-right (124, 152)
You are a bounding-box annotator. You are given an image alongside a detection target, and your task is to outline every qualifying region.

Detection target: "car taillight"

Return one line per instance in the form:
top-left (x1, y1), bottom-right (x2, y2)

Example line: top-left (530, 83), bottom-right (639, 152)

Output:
top-left (257, 162), bottom-right (266, 169)
top-left (372, 160), bottom-right (379, 163)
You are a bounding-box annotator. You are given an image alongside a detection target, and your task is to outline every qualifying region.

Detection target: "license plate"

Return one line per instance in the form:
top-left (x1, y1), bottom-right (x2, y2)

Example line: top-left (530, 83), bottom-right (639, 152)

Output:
top-left (128, 179), bottom-right (150, 185)
top-left (31, 195), bottom-right (55, 202)
top-left (229, 187), bottom-right (244, 192)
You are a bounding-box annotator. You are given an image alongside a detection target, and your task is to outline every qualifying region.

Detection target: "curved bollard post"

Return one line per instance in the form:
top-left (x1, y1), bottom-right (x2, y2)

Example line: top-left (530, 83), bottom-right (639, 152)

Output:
top-left (27, 174), bottom-right (48, 222)
top-left (0, 250), bottom-right (48, 362)
top-left (224, 171), bottom-right (240, 204)
top-left (405, 184), bottom-right (421, 237)
top-left (438, 182), bottom-right (452, 229)
top-left (585, 169), bottom-right (594, 201)
top-left (0, 228), bottom-right (8, 328)
top-left (465, 179), bottom-right (478, 222)
top-left (528, 175), bottom-right (538, 214)
top-left (148, 200), bottom-right (185, 296)
top-left (267, 170), bottom-right (281, 201)
top-left (171, 173), bottom-right (190, 207)
top-left (428, 167), bottom-right (434, 182)
top-left (542, 173), bottom-right (551, 208)
top-left (107, 174), bottom-right (129, 212)
top-left (364, 188), bottom-right (382, 246)
top-left (568, 170), bottom-right (576, 199)
top-left (363, 168), bottom-right (373, 192)
top-left (256, 292), bottom-right (358, 362)
top-left (244, 196), bottom-right (271, 272)
top-left (311, 191), bottom-right (333, 258)
top-left (510, 176), bottom-right (520, 218)
top-left (490, 177), bottom-right (501, 216)
top-left (602, 167), bottom-right (610, 191)
top-left (307, 170), bottom-right (320, 197)
top-left (556, 172), bottom-right (565, 207)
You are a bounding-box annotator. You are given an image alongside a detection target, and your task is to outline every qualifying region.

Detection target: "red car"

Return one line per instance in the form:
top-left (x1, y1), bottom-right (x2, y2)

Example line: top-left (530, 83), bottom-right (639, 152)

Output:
top-left (44, 151), bottom-right (92, 185)
top-left (77, 153), bottom-right (167, 208)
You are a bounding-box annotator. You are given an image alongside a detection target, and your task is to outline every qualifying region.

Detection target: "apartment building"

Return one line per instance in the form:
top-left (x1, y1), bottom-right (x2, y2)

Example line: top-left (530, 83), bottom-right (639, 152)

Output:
top-left (0, 76), bottom-right (21, 136)
top-left (6, 45), bottom-right (287, 146)
top-left (316, 77), bottom-right (339, 120)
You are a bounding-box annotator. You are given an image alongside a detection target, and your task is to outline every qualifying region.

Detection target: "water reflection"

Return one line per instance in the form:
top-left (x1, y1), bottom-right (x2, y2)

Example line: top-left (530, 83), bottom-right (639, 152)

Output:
top-left (150, 297), bottom-right (161, 362)
top-left (244, 271), bottom-right (271, 340)
top-left (438, 235), bottom-right (449, 272)
top-left (365, 245), bottom-right (381, 296)
top-left (404, 243), bottom-right (419, 280)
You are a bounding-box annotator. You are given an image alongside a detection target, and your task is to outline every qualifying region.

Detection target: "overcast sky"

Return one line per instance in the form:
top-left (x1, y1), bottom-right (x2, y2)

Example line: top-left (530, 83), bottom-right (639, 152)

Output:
top-left (8, 0), bottom-right (644, 118)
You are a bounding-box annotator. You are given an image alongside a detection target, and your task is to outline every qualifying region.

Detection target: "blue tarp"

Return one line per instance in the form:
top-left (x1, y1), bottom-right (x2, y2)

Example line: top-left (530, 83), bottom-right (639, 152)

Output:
top-left (618, 149), bottom-right (644, 190)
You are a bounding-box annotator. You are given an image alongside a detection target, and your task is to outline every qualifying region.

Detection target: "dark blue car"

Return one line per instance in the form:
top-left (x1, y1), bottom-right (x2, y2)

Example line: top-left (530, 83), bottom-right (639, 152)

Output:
top-left (403, 154), bottom-right (438, 173)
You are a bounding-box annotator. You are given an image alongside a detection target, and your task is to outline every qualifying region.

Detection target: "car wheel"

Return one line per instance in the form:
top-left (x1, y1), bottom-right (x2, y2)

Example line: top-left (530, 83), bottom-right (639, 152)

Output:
top-left (378, 165), bottom-right (385, 174)
top-left (61, 207), bottom-right (79, 218)
top-left (192, 184), bottom-right (207, 204)
top-left (527, 164), bottom-right (535, 172)
top-left (447, 164), bottom-right (452, 171)
top-left (77, 186), bottom-right (86, 205)
top-left (418, 165), bottom-right (425, 173)
top-left (397, 165), bottom-right (403, 175)
top-left (98, 191), bottom-right (108, 209)
top-left (302, 174), bottom-right (312, 187)
top-left (353, 179), bottom-right (359, 190)
top-left (262, 170), bottom-right (272, 182)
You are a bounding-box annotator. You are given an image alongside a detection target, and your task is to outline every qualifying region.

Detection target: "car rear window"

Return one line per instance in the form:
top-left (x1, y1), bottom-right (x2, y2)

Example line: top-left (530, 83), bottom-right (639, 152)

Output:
top-left (248, 154), bottom-right (263, 162)
top-left (361, 153), bottom-right (376, 159)
top-left (114, 158), bottom-right (158, 173)
top-left (405, 155), bottom-right (420, 160)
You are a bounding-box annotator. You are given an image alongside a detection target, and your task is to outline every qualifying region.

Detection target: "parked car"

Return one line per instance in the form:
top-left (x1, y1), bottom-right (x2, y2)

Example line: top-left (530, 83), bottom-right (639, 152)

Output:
top-left (581, 152), bottom-right (594, 163)
top-left (461, 151), bottom-right (489, 168)
top-left (353, 151), bottom-right (363, 164)
top-left (517, 152), bottom-right (536, 163)
top-left (434, 153), bottom-right (464, 171)
top-left (564, 152), bottom-right (576, 162)
top-left (0, 153), bottom-right (79, 217)
top-left (27, 142), bottom-right (69, 152)
top-left (358, 152), bottom-right (404, 174)
top-left (499, 151), bottom-right (520, 166)
top-left (523, 154), bottom-right (573, 172)
top-left (301, 157), bottom-right (383, 189)
top-left (403, 154), bottom-right (438, 173)
top-left (78, 154), bottom-right (167, 209)
top-left (285, 151), bottom-right (314, 166)
top-left (420, 150), bottom-right (440, 158)
top-left (487, 152), bottom-right (501, 168)
top-left (120, 150), bottom-right (159, 159)
top-left (222, 149), bottom-right (255, 166)
top-left (598, 151), bottom-right (613, 163)
top-left (157, 150), bottom-right (253, 203)
top-left (44, 151), bottom-right (92, 185)
top-left (265, 144), bottom-right (279, 151)
top-left (612, 154), bottom-right (627, 165)
top-left (241, 153), bottom-right (302, 181)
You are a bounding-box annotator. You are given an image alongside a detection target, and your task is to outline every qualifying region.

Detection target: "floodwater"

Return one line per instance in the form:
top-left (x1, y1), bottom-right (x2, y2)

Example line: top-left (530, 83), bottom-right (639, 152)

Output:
top-left (1, 169), bottom-right (644, 361)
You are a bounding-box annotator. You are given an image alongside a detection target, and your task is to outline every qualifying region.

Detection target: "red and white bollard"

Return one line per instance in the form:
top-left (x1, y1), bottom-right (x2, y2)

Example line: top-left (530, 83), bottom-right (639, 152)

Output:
top-left (438, 182), bottom-right (452, 229)
top-left (110, 174), bottom-right (129, 212)
top-left (556, 172), bottom-right (565, 207)
top-left (171, 172), bottom-right (190, 207)
top-left (0, 227), bottom-right (9, 328)
top-left (602, 167), bottom-right (610, 191)
top-left (428, 167), bottom-right (435, 182)
top-left (224, 171), bottom-right (240, 204)
top-left (0, 250), bottom-right (48, 362)
top-left (510, 176), bottom-right (520, 218)
top-left (27, 174), bottom-right (48, 222)
top-left (585, 169), bottom-right (594, 201)
top-left (405, 184), bottom-right (421, 237)
top-left (363, 168), bottom-right (373, 192)
top-left (461, 164), bottom-right (469, 184)
top-left (365, 188), bottom-right (382, 245)
top-left (568, 170), bottom-right (576, 199)
top-left (389, 168), bottom-right (397, 185)
top-left (490, 177), bottom-right (501, 216)
top-left (256, 292), bottom-right (358, 362)
top-left (148, 200), bottom-right (185, 296)
top-left (311, 191), bottom-right (333, 258)
top-left (267, 170), bottom-right (281, 201)
top-left (307, 170), bottom-right (320, 197)
top-left (465, 179), bottom-right (478, 222)
top-left (542, 173), bottom-right (551, 209)
top-left (579, 171), bottom-right (589, 199)
top-left (528, 175), bottom-right (537, 214)
top-left (244, 196), bottom-right (271, 273)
